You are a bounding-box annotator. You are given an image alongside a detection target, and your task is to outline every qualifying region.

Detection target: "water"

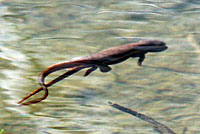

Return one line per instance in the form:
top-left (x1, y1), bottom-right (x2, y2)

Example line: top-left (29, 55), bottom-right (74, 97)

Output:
top-left (0, 0), bottom-right (200, 134)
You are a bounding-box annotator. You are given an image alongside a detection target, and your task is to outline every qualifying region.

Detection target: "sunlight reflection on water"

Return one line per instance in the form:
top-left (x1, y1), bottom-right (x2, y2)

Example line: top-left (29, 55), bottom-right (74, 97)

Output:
top-left (0, 0), bottom-right (200, 134)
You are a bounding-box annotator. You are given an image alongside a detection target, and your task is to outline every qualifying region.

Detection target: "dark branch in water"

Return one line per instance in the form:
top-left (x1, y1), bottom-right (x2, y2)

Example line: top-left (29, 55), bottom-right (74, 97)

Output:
top-left (108, 102), bottom-right (176, 134)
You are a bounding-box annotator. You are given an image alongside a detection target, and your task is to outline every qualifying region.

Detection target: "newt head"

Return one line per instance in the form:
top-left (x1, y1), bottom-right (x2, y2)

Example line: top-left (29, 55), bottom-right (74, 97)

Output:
top-left (136, 40), bottom-right (168, 52)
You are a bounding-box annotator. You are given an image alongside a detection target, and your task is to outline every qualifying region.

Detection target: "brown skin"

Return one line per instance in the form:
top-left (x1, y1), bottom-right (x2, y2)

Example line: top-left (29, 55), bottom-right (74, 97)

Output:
top-left (18, 40), bottom-right (167, 105)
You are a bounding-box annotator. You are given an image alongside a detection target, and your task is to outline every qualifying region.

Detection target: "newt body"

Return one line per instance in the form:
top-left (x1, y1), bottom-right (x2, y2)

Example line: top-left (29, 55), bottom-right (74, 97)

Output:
top-left (18, 40), bottom-right (167, 105)
top-left (39, 40), bottom-right (167, 83)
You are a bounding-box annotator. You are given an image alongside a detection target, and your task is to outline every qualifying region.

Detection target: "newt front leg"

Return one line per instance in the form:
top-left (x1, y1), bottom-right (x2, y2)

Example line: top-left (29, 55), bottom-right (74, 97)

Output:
top-left (137, 54), bottom-right (145, 66)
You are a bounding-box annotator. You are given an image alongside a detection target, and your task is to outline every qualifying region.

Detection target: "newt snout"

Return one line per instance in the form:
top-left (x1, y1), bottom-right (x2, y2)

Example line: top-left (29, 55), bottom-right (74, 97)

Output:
top-left (148, 40), bottom-right (168, 52)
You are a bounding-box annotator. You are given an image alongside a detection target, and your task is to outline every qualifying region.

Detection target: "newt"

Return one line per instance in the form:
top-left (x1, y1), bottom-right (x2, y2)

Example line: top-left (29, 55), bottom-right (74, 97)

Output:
top-left (18, 40), bottom-right (167, 105)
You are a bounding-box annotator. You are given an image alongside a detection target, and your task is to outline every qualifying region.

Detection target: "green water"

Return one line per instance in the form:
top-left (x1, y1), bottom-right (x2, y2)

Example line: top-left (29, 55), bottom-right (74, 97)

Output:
top-left (0, 0), bottom-right (200, 134)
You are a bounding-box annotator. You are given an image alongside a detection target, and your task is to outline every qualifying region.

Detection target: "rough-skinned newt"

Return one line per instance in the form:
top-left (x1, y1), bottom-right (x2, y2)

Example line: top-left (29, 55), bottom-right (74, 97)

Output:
top-left (18, 40), bottom-right (167, 105)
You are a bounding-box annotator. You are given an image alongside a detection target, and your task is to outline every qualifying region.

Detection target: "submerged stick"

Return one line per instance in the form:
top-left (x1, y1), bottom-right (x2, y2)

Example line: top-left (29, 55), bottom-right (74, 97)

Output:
top-left (109, 102), bottom-right (176, 134)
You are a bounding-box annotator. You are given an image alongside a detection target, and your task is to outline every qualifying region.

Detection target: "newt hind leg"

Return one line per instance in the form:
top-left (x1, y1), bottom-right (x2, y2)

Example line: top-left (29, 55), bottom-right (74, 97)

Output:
top-left (84, 65), bottom-right (111, 76)
top-left (84, 66), bottom-right (97, 77)
top-left (99, 65), bottom-right (112, 73)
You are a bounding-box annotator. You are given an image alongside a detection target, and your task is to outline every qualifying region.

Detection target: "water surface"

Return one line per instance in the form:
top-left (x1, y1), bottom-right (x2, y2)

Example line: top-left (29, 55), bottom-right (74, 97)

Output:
top-left (0, 0), bottom-right (200, 134)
